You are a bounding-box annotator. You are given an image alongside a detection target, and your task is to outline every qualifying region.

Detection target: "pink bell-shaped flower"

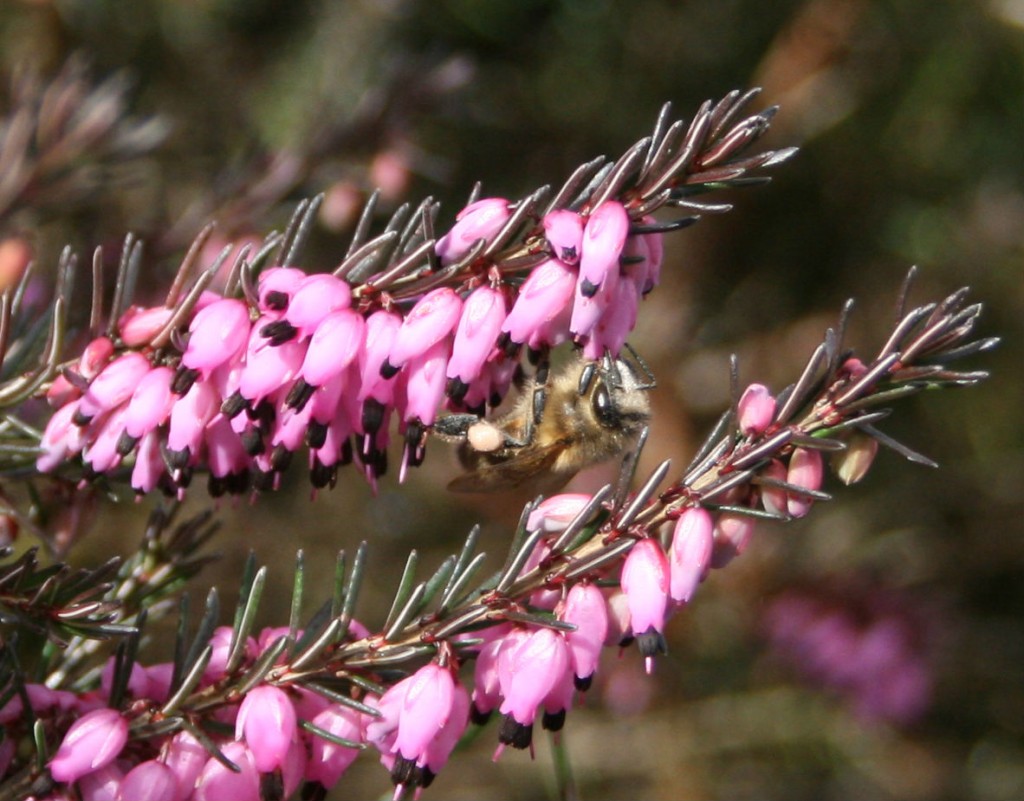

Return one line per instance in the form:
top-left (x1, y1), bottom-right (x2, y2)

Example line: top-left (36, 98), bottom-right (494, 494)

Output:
top-left (358, 310), bottom-right (402, 405)
top-left (193, 741), bottom-right (259, 801)
top-left (446, 286), bottom-right (506, 391)
top-left (398, 337), bottom-right (450, 429)
top-left (497, 627), bottom-right (570, 750)
top-left (278, 273), bottom-right (352, 341)
top-left (383, 287), bottom-right (462, 376)
top-left (160, 731), bottom-right (206, 801)
top-left (296, 309), bottom-right (365, 390)
top-left (620, 537), bottom-right (670, 672)
top-left (581, 275), bottom-right (638, 360)
top-left (130, 431), bottom-right (165, 495)
top-left (393, 663), bottom-right (456, 764)
top-left (77, 762), bottom-right (123, 801)
top-left (49, 707), bottom-right (129, 783)
top-left (37, 404), bottom-right (84, 472)
top-left (435, 197), bottom-right (510, 265)
top-left (669, 507), bottom-right (714, 604)
top-left (560, 583), bottom-right (609, 688)
top-left (117, 305), bottom-right (174, 347)
top-left (569, 258), bottom-right (618, 339)
top-left (711, 513), bottom-right (756, 568)
top-left (117, 760), bottom-right (177, 801)
top-left (526, 493), bottom-right (591, 533)
top-left (235, 684), bottom-right (297, 773)
top-left (422, 682), bottom-right (470, 779)
top-left (181, 298), bottom-right (251, 380)
top-left (78, 336), bottom-right (115, 380)
top-left (307, 704), bottom-right (363, 789)
top-left (501, 257), bottom-right (576, 346)
top-left (257, 266), bottom-right (305, 312)
top-left (542, 209), bottom-right (584, 264)
top-left (578, 201), bottom-right (629, 296)
top-left (166, 379), bottom-right (219, 466)
top-left (759, 458), bottom-right (788, 517)
top-left (122, 366), bottom-right (176, 443)
top-left (76, 352), bottom-right (153, 423)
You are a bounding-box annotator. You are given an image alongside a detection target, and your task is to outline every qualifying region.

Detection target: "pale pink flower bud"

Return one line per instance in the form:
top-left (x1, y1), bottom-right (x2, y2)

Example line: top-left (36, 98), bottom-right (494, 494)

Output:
top-left (76, 352), bottom-right (152, 422)
top-left (282, 273), bottom-right (352, 340)
top-left (257, 266), bottom-right (305, 312)
top-left (358, 310), bottom-right (402, 404)
top-left (435, 197), bottom-right (510, 265)
top-left (181, 298), bottom-right (251, 379)
top-left (711, 513), bottom-right (756, 568)
top-left (78, 337), bottom-right (115, 380)
top-left (46, 373), bottom-right (81, 408)
top-left (520, 540), bottom-right (559, 610)
top-left (542, 209), bottom-right (584, 264)
top-left (297, 309), bottom-right (365, 388)
top-left (471, 637), bottom-right (507, 719)
top-left (77, 762), bottom-right (123, 801)
top-left (498, 628), bottom-right (570, 726)
top-left (560, 583), bottom-right (608, 684)
top-left (118, 306), bottom-right (174, 347)
top-left (620, 538), bottom-right (669, 671)
top-left (447, 286), bottom-right (506, 386)
top-left (738, 383), bottom-right (776, 436)
top-left (100, 657), bottom-right (149, 701)
top-left (235, 685), bottom-right (297, 772)
top-left (307, 705), bottom-right (363, 788)
top-left (759, 458), bottom-right (788, 517)
top-left (604, 591), bottom-right (632, 646)
top-left (384, 287), bottom-right (462, 375)
top-left (393, 664), bottom-right (456, 763)
top-left (117, 760), bottom-right (177, 801)
top-left (787, 447), bottom-right (824, 518)
top-left (160, 731), bottom-right (206, 801)
top-left (832, 433), bottom-right (879, 485)
top-left (123, 366), bottom-right (176, 441)
top-left (579, 201), bottom-right (629, 296)
top-left (49, 707), bottom-right (129, 783)
top-left (193, 741), bottom-right (258, 801)
top-left (527, 493), bottom-right (591, 533)
top-left (142, 663), bottom-right (175, 704)
top-left (204, 626), bottom-right (257, 682)
top-left (669, 507), bottom-right (714, 603)
top-left (501, 257), bottom-right (576, 346)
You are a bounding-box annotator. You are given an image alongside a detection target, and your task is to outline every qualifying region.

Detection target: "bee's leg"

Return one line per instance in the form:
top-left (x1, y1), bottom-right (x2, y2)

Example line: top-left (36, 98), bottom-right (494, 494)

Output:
top-left (432, 414), bottom-right (483, 441)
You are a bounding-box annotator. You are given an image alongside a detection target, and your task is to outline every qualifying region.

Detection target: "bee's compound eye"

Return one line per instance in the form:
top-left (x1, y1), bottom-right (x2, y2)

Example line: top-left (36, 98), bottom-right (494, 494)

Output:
top-left (591, 383), bottom-right (617, 427)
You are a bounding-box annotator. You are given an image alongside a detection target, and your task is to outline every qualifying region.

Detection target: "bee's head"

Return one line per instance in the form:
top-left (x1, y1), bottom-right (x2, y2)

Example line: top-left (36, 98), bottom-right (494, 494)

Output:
top-left (580, 352), bottom-right (652, 433)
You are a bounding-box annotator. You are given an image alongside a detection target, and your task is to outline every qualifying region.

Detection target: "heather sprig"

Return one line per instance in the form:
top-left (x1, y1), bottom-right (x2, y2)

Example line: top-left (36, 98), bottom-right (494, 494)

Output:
top-left (0, 279), bottom-right (992, 799)
top-left (23, 90), bottom-right (796, 501)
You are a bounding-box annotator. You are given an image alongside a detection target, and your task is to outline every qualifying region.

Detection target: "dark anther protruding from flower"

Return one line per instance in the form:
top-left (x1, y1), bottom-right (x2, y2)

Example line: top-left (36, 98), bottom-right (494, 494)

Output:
top-left (379, 359), bottom-right (400, 379)
top-left (209, 471), bottom-right (250, 497)
top-left (362, 398), bottom-right (386, 435)
top-left (166, 447), bottom-right (190, 471)
top-left (573, 674), bottom-right (594, 692)
top-left (285, 379), bottom-right (315, 411)
top-left (470, 705), bottom-right (493, 726)
top-left (221, 390), bottom-right (248, 418)
top-left (446, 376), bottom-right (470, 405)
top-left (116, 431), bottom-right (139, 457)
top-left (498, 331), bottom-right (519, 358)
top-left (260, 319), bottom-right (298, 346)
top-left (310, 458), bottom-right (337, 489)
top-left (580, 278), bottom-right (599, 298)
top-left (208, 474), bottom-right (227, 498)
top-left (174, 466), bottom-right (193, 489)
top-left (404, 422), bottom-right (426, 468)
top-left (72, 409), bottom-right (92, 427)
top-left (240, 426), bottom-right (265, 456)
top-left (227, 470), bottom-right (251, 495)
top-left (618, 634), bottom-right (636, 648)
top-left (367, 447), bottom-right (388, 478)
top-left (271, 444), bottom-right (293, 472)
top-left (263, 290), bottom-right (290, 311)
top-left (498, 714), bottom-right (534, 750)
top-left (172, 366), bottom-right (200, 396)
top-left (635, 628), bottom-right (668, 659)
top-left (307, 420), bottom-right (328, 449)
top-left (542, 709), bottom-right (566, 732)
top-left (260, 770), bottom-right (284, 801)
top-left (391, 756), bottom-right (434, 792)
top-left (249, 398), bottom-right (276, 427)
top-left (340, 438), bottom-right (353, 466)
top-left (253, 467), bottom-right (276, 492)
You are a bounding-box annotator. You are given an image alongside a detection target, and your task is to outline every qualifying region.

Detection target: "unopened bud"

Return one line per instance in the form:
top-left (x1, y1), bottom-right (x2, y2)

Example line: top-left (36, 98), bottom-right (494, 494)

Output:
top-left (832, 433), bottom-right (879, 485)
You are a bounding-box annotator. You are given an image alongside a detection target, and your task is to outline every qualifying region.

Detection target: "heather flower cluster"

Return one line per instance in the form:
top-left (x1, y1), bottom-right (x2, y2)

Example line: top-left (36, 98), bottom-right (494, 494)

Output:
top-left (33, 90), bottom-right (793, 498)
top-left (0, 87), bottom-right (996, 801)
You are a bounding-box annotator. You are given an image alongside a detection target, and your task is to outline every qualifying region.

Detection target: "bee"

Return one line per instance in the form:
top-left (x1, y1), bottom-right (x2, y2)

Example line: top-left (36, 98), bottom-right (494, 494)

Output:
top-left (433, 351), bottom-right (653, 493)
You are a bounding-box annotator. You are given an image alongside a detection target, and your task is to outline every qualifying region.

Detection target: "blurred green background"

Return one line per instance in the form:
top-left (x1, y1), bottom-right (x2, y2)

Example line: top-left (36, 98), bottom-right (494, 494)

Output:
top-left (1, 1), bottom-right (1022, 799)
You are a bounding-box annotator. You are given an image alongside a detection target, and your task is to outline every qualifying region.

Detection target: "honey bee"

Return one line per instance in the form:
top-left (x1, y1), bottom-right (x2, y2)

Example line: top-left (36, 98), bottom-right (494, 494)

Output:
top-left (433, 352), bottom-right (653, 493)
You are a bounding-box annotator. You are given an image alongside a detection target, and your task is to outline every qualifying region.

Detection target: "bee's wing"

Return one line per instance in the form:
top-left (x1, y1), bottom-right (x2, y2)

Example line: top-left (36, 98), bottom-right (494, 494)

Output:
top-left (446, 441), bottom-right (567, 493)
